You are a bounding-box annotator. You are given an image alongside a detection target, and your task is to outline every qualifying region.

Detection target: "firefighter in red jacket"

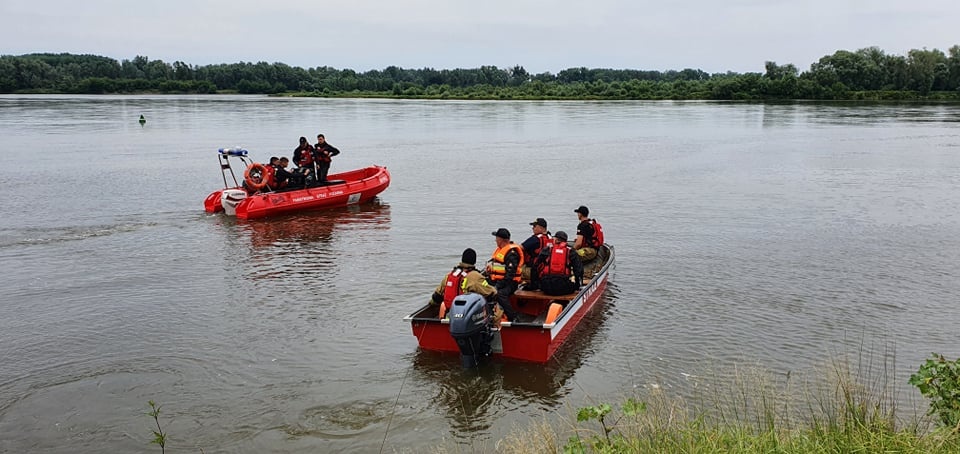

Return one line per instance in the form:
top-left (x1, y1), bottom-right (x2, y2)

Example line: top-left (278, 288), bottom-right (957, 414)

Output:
top-left (531, 231), bottom-right (584, 296)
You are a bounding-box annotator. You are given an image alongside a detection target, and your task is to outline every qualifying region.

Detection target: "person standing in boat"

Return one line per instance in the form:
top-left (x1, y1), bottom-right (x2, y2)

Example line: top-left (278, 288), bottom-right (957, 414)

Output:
top-left (531, 231), bottom-right (584, 296)
top-left (485, 228), bottom-right (524, 322)
top-left (430, 248), bottom-right (497, 318)
top-left (314, 134), bottom-right (340, 183)
top-left (520, 217), bottom-right (552, 285)
top-left (292, 136), bottom-right (316, 184)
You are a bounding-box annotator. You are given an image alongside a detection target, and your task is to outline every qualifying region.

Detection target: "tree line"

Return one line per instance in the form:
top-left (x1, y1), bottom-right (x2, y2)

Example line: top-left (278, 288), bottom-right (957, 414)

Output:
top-left (1, 46), bottom-right (959, 100)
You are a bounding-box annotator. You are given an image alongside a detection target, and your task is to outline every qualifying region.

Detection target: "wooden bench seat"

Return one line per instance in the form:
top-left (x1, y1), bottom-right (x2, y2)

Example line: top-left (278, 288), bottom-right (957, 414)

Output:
top-left (514, 275), bottom-right (592, 301)
top-left (513, 288), bottom-right (579, 301)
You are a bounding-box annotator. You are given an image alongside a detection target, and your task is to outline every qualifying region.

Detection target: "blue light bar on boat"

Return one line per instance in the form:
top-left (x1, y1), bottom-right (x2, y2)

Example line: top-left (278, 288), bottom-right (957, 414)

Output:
top-left (218, 147), bottom-right (248, 156)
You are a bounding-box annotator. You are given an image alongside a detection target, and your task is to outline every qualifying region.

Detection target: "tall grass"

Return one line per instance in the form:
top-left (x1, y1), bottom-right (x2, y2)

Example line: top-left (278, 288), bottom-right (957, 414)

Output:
top-left (498, 349), bottom-right (960, 453)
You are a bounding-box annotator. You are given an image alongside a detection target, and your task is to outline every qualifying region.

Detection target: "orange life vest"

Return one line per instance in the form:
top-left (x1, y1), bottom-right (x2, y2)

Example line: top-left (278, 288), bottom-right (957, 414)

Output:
top-left (488, 243), bottom-right (524, 282)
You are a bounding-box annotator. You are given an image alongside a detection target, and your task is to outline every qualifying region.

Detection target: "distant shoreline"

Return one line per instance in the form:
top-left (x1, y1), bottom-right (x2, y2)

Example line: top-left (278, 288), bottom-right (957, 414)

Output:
top-left (6, 89), bottom-right (960, 103)
top-left (4, 47), bottom-right (960, 101)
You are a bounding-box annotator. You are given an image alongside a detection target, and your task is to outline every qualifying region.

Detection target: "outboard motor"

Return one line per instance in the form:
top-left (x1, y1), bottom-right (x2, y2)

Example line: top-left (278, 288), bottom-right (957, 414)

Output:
top-left (448, 293), bottom-right (493, 368)
top-left (221, 189), bottom-right (248, 216)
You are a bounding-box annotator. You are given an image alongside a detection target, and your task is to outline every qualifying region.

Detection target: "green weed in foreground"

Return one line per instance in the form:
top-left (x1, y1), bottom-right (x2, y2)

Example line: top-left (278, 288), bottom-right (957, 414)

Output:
top-left (497, 353), bottom-right (960, 454)
top-left (909, 353), bottom-right (960, 428)
top-left (147, 400), bottom-right (167, 454)
top-left (565, 399), bottom-right (647, 452)
top-left (142, 352), bottom-right (960, 453)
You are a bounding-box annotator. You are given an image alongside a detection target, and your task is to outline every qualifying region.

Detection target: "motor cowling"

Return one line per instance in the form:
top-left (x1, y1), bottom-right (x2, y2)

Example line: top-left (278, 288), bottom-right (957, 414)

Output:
top-left (448, 293), bottom-right (493, 368)
top-left (221, 189), bottom-right (248, 216)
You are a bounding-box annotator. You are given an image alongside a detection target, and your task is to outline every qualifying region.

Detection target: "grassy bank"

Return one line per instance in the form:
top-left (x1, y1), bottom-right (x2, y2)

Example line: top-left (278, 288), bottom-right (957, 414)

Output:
top-left (141, 351), bottom-right (960, 452)
top-left (479, 354), bottom-right (960, 453)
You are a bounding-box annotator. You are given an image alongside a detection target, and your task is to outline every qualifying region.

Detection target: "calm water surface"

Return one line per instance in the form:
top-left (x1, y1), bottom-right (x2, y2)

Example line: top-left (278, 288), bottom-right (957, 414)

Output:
top-left (1, 95), bottom-right (959, 452)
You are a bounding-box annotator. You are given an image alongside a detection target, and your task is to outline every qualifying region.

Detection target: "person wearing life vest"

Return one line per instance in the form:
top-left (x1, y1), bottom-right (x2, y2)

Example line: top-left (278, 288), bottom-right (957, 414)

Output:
top-left (520, 217), bottom-right (552, 283)
top-left (292, 136), bottom-right (316, 184)
top-left (430, 248), bottom-right (497, 318)
top-left (314, 133), bottom-right (341, 184)
top-left (272, 156), bottom-right (297, 189)
top-left (531, 231), bottom-right (584, 296)
top-left (574, 205), bottom-right (604, 262)
top-left (485, 228), bottom-right (524, 322)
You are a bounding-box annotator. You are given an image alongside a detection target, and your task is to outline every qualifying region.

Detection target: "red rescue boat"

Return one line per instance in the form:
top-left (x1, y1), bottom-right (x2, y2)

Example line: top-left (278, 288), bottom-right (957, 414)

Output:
top-left (203, 148), bottom-right (390, 220)
top-left (404, 244), bottom-right (614, 364)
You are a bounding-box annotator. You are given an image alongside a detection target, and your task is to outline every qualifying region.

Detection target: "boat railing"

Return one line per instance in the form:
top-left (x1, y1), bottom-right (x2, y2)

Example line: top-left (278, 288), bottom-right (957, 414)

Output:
top-left (216, 147), bottom-right (251, 189)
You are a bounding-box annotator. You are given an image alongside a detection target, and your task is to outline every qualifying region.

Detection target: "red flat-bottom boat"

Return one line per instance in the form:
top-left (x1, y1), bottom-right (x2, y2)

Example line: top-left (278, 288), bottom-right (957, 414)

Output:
top-left (202, 148), bottom-right (390, 220)
top-left (404, 244), bottom-right (614, 363)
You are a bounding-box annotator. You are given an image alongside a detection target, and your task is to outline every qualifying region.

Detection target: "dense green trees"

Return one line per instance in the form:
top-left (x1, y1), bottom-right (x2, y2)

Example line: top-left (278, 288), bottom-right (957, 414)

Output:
top-left (1, 47), bottom-right (959, 100)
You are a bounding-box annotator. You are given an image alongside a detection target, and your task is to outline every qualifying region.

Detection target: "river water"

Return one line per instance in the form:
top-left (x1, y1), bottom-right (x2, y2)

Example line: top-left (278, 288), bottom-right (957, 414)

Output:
top-left (1, 95), bottom-right (959, 453)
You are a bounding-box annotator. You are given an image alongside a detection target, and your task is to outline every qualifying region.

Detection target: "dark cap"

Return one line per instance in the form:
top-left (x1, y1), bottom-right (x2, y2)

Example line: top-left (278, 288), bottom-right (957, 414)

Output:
top-left (555, 230), bottom-right (569, 241)
top-left (491, 228), bottom-right (511, 239)
top-left (529, 217), bottom-right (547, 228)
top-left (461, 248), bottom-right (477, 266)
top-left (574, 205), bottom-right (589, 216)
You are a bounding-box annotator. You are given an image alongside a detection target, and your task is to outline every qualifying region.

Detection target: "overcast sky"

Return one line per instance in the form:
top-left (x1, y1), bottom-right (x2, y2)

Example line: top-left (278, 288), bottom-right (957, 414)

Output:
top-left (2, 0), bottom-right (957, 74)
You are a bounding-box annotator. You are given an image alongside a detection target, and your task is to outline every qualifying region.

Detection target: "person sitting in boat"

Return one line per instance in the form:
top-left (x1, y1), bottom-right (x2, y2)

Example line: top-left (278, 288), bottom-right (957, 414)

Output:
top-left (520, 217), bottom-right (552, 283)
top-left (574, 205), bottom-right (604, 263)
top-left (530, 231), bottom-right (584, 296)
top-left (313, 133), bottom-right (341, 183)
top-left (292, 136), bottom-right (316, 184)
top-left (430, 248), bottom-right (497, 319)
top-left (485, 228), bottom-right (524, 322)
top-left (268, 156), bottom-right (280, 174)
top-left (271, 156), bottom-right (296, 189)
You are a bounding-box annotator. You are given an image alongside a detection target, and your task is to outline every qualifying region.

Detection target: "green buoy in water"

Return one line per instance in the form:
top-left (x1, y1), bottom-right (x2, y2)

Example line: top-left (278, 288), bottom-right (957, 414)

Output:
top-left (139, 114), bottom-right (146, 126)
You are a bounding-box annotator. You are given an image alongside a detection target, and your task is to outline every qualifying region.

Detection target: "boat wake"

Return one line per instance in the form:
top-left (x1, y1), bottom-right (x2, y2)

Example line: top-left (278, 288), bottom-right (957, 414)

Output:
top-left (0, 223), bottom-right (152, 249)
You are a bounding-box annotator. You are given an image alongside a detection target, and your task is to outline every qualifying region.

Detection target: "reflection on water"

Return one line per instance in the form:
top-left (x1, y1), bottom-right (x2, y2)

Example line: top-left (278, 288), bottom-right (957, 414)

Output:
top-left (208, 200), bottom-right (391, 284)
top-left (238, 200), bottom-right (391, 249)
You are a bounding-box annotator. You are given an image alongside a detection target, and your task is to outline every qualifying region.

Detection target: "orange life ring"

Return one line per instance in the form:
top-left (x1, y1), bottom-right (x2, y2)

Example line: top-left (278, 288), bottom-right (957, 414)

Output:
top-left (244, 163), bottom-right (269, 191)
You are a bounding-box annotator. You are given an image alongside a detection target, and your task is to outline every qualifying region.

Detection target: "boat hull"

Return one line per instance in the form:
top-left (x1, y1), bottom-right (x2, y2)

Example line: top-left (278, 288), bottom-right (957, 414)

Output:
top-left (405, 244), bottom-right (614, 363)
top-left (204, 166), bottom-right (390, 219)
